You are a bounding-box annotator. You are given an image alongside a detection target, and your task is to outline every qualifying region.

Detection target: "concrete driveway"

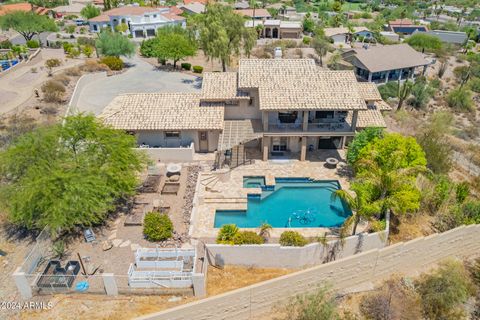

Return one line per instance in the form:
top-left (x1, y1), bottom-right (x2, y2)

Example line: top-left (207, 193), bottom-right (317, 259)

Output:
top-left (71, 55), bottom-right (202, 115)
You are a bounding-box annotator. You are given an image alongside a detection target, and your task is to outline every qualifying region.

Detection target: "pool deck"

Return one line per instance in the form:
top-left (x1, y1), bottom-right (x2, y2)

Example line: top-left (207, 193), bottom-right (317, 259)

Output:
top-left (190, 150), bottom-right (354, 240)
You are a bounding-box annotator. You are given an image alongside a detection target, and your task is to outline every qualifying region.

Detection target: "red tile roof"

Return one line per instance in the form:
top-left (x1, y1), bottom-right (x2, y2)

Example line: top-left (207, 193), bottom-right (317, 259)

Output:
top-left (235, 8), bottom-right (271, 18)
top-left (183, 0), bottom-right (208, 4)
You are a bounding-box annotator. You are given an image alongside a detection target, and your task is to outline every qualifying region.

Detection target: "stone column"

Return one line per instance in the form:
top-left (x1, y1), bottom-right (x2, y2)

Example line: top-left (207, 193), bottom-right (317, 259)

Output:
top-left (262, 111), bottom-right (269, 131)
top-left (262, 137), bottom-right (270, 161)
top-left (398, 69), bottom-right (403, 81)
top-left (367, 71), bottom-right (373, 82)
top-left (300, 137), bottom-right (307, 161)
top-left (12, 267), bottom-right (32, 299)
top-left (385, 70), bottom-right (390, 83)
top-left (303, 111), bottom-right (309, 131)
top-left (102, 273), bottom-right (118, 296)
top-left (351, 111), bottom-right (359, 132)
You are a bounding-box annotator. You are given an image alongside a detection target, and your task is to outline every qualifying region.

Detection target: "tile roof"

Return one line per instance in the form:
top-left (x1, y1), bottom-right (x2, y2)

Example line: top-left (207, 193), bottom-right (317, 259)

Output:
top-left (89, 14), bottom-right (109, 22)
top-left (346, 44), bottom-right (430, 73)
top-left (357, 82), bottom-right (382, 101)
top-left (235, 8), bottom-right (271, 18)
top-left (201, 72), bottom-right (249, 100)
top-left (238, 59), bottom-right (368, 111)
top-left (324, 26), bottom-right (369, 37)
top-left (102, 6), bottom-right (159, 16)
top-left (218, 119), bottom-right (263, 150)
top-left (0, 3), bottom-right (47, 15)
top-left (347, 105), bottom-right (387, 128)
top-left (100, 93), bottom-right (224, 130)
top-left (183, 0), bottom-right (208, 4)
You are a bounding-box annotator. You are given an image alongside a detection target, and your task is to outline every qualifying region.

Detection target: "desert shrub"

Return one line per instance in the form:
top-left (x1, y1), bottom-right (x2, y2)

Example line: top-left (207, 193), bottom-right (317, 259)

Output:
top-left (41, 105), bottom-right (58, 115)
top-left (64, 66), bottom-right (81, 76)
top-left (216, 224), bottom-right (239, 244)
top-left (53, 73), bottom-right (70, 86)
top-left (405, 33), bottom-right (442, 52)
top-left (369, 220), bottom-right (386, 232)
top-left (80, 60), bottom-right (109, 72)
top-left (143, 212), bottom-right (173, 241)
top-left (192, 65), bottom-right (203, 73)
top-left (302, 36), bottom-right (311, 45)
top-left (415, 260), bottom-right (475, 320)
top-left (377, 81), bottom-right (398, 100)
top-left (277, 286), bottom-right (339, 320)
top-left (41, 80), bottom-right (65, 103)
top-left (279, 231), bottom-right (308, 247)
top-left (63, 42), bottom-right (74, 53)
top-left (52, 240), bottom-right (66, 259)
top-left (360, 277), bottom-right (422, 320)
top-left (67, 47), bottom-right (80, 58)
top-left (65, 25), bottom-right (76, 34)
top-left (100, 56), bottom-right (123, 70)
top-left (181, 62), bottom-right (191, 70)
top-left (0, 39), bottom-right (12, 49)
top-left (468, 77), bottom-right (480, 93)
top-left (82, 45), bottom-right (94, 58)
top-left (446, 87), bottom-right (474, 112)
top-left (232, 231), bottom-right (263, 245)
top-left (45, 58), bottom-right (61, 76)
top-left (77, 37), bottom-right (96, 47)
top-left (26, 40), bottom-right (40, 48)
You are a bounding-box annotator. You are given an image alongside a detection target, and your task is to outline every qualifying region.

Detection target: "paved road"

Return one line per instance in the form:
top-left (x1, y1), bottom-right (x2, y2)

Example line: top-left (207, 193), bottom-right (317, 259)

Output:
top-left (71, 55), bottom-right (202, 115)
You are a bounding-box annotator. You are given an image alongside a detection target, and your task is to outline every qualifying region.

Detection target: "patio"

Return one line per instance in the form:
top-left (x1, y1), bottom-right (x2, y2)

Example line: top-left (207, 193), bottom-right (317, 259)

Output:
top-left (190, 150), bottom-right (354, 240)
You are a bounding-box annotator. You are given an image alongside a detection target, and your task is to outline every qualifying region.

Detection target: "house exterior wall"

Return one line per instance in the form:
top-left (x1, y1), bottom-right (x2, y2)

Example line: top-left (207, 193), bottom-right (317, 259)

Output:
top-left (223, 100), bottom-right (262, 120)
top-left (136, 130), bottom-right (219, 152)
top-left (331, 34), bottom-right (347, 43)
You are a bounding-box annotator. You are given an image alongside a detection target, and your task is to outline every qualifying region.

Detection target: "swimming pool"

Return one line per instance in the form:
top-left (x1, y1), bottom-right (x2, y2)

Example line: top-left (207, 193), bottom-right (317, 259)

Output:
top-left (214, 178), bottom-right (352, 228)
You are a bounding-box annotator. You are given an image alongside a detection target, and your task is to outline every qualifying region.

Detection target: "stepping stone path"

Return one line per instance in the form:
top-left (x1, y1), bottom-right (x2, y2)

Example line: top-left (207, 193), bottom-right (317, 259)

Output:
top-left (119, 240), bottom-right (131, 248)
top-left (112, 239), bottom-right (123, 247)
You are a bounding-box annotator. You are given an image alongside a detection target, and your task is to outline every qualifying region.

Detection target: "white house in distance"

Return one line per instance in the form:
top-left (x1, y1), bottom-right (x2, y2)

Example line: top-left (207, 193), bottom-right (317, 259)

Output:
top-left (246, 20), bottom-right (303, 39)
top-left (324, 26), bottom-right (373, 44)
top-left (88, 5), bottom-right (185, 38)
top-left (100, 59), bottom-right (390, 163)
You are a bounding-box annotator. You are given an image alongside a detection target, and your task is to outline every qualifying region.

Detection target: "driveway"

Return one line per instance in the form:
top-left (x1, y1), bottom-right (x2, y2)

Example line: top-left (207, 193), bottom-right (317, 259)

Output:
top-left (71, 55), bottom-right (202, 115)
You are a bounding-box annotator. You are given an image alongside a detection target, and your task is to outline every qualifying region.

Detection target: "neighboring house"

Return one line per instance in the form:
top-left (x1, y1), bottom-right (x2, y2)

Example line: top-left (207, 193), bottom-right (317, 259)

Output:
top-left (100, 59), bottom-right (390, 162)
top-left (183, 0), bottom-right (208, 4)
top-left (414, 29), bottom-right (468, 45)
top-left (386, 19), bottom-right (428, 35)
top-left (178, 3), bottom-right (205, 14)
top-left (88, 5), bottom-right (185, 38)
top-left (380, 31), bottom-right (400, 42)
top-left (235, 8), bottom-right (271, 20)
top-left (52, 3), bottom-right (86, 16)
top-left (0, 2), bottom-right (48, 16)
top-left (324, 26), bottom-right (373, 44)
top-left (246, 20), bottom-right (302, 39)
top-left (342, 44), bottom-right (432, 83)
top-left (234, 1), bottom-right (249, 9)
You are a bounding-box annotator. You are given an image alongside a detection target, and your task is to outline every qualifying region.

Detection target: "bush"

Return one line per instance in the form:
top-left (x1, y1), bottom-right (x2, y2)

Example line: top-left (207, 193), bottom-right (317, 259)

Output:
top-left (468, 77), bottom-right (480, 93)
top-left (53, 73), bottom-right (70, 86)
top-left (216, 224), bottom-right (239, 244)
top-left (45, 58), bottom-right (61, 76)
top-left (0, 39), bottom-right (12, 49)
top-left (140, 38), bottom-right (157, 57)
top-left (405, 33), bottom-right (443, 52)
top-left (347, 127), bottom-right (384, 166)
top-left (181, 62), bottom-right (191, 70)
top-left (446, 87), bottom-right (474, 112)
top-left (63, 42), bottom-right (74, 53)
top-left (80, 60), bottom-right (109, 72)
top-left (192, 65), bottom-right (203, 73)
top-left (143, 212), bottom-right (173, 241)
top-left (65, 25), bottom-right (76, 34)
top-left (41, 80), bottom-right (66, 103)
top-left (100, 56), bottom-right (123, 71)
top-left (279, 231), bottom-right (308, 247)
top-left (232, 231), bottom-right (264, 245)
top-left (26, 40), bottom-right (40, 48)
top-left (377, 81), bottom-right (398, 100)
top-left (415, 260), bottom-right (475, 319)
top-left (302, 36), bottom-right (311, 45)
top-left (77, 37), bottom-right (96, 47)
top-left (64, 67), bottom-right (81, 76)
top-left (278, 286), bottom-right (339, 320)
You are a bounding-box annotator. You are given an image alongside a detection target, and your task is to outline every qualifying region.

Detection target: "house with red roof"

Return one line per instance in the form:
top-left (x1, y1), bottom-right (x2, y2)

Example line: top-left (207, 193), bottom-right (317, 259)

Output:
top-left (0, 2), bottom-right (48, 16)
top-left (88, 4), bottom-right (185, 38)
top-left (386, 18), bottom-right (428, 35)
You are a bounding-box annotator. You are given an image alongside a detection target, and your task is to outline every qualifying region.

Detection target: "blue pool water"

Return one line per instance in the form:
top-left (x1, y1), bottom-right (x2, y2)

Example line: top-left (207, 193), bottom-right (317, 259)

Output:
top-left (214, 178), bottom-right (352, 228)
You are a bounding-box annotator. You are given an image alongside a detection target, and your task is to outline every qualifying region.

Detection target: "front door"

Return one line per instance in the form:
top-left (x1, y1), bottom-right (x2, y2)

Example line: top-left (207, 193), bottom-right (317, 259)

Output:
top-left (199, 131), bottom-right (208, 152)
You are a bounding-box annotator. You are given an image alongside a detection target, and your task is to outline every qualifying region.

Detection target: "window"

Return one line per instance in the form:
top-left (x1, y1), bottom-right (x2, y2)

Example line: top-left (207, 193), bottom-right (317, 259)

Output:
top-left (93, 24), bottom-right (98, 31)
top-left (153, 14), bottom-right (157, 18)
top-left (315, 111), bottom-right (334, 119)
top-left (225, 100), bottom-right (239, 106)
top-left (165, 131), bottom-right (180, 138)
top-left (278, 111), bottom-right (298, 123)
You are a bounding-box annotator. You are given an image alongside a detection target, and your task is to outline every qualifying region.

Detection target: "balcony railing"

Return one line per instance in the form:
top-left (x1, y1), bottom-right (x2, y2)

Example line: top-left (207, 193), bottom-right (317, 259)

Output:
top-left (267, 119), bottom-right (352, 133)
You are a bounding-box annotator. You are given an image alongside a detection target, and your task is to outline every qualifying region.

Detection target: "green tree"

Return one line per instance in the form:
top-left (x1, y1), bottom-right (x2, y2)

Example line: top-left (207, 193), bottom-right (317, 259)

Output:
top-left (0, 11), bottom-right (57, 43)
top-left (355, 133), bottom-right (427, 219)
top-left (405, 33), bottom-right (443, 52)
top-left (416, 112), bottom-right (453, 174)
top-left (147, 26), bottom-right (197, 67)
top-left (346, 127), bottom-right (384, 166)
top-left (0, 115), bottom-right (145, 236)
top-left (80, 3), bottom-right (101, 19)
top-left (311, 35), bottom-right (332, 67)
top-left (95, 31), bottom-right (135, 58)
top-left (396, 79), bottom-right (413, 110)
top-left (331, 187), bottom-right (377, 235)
top-left (193, 4), bottom-right (255, 71)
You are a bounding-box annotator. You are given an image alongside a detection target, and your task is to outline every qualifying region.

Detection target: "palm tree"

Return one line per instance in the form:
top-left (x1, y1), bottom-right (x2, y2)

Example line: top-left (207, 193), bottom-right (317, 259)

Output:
top-left (330, 188), bottom-right (376, 235)
top-left (258, 223), bottom-right (272, 242)
top-left (354, 159), bottom-right (426, 223)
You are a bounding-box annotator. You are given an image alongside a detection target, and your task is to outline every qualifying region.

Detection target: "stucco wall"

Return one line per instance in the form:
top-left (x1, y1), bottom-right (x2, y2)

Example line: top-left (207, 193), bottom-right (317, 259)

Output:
top-left (205, 231), bottom-right (387, 268)
top-left (137, 130), bottom-right (219, 152)
top-left (224, 100), bottom-right (262, 120)
top-left (137, 224), bottom-right (480, 320)
top-left (135, 143), bottom-right (194, 162)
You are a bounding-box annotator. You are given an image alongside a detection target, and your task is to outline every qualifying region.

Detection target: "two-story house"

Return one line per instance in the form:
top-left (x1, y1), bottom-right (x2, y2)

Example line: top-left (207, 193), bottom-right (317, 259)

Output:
top-left (88, 5), bottom-right (185, 38)
top-left (100, 59), bottom-right (390, 163)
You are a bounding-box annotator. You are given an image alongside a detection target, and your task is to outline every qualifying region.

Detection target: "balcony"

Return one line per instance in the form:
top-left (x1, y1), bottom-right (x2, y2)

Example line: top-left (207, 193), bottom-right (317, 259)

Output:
top-left (267, 119), bottom-right (352, 133)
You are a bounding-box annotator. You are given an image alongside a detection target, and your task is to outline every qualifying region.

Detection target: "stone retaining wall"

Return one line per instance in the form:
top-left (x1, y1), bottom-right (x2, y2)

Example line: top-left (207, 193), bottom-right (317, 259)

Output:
top-left (137, 224), bottom-right (480, 320)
